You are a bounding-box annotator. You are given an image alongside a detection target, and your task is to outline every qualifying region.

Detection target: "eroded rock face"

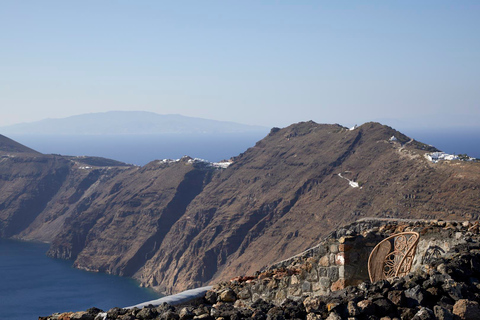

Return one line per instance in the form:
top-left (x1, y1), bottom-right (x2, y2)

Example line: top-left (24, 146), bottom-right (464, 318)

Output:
top-left (2, 122), bottom-right (480, 294)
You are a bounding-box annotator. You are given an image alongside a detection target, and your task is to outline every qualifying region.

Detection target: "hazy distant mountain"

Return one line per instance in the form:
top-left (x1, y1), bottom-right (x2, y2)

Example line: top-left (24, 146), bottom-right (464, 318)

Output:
top-left (0, 111), bottom-right (268, 135)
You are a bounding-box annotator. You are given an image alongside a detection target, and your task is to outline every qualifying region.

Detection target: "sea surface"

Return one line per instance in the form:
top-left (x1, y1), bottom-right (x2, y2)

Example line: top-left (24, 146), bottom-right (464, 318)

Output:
top-left (8, 129), bottom-right (479, 166)
top-left (8, 132), bottom-right (269, 166)
top-left (0, 238), bottom-right (160, 320)
top-left (405, 128), bottom-right (480, 159)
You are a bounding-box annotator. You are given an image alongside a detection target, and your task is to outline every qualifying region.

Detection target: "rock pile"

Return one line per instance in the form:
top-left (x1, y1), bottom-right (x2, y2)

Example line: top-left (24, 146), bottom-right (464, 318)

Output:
top-left (40, 240), bottom-right (480, 320)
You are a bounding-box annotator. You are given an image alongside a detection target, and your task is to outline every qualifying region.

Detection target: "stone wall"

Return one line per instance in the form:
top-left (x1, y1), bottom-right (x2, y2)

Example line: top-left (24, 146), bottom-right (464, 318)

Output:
top-left (213, 218), bottom-right (479, 305)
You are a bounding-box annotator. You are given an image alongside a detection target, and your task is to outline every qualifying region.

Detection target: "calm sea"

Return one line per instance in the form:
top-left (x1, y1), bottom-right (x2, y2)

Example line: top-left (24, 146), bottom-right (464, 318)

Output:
top-left (8, 132), bottom-right (269, 166)
top-left (8, 129), bottom-right (479, 166)
top-left (405, 128), bottom-right (480, 159)
top-left (0, 239), bottom-right (160, 320)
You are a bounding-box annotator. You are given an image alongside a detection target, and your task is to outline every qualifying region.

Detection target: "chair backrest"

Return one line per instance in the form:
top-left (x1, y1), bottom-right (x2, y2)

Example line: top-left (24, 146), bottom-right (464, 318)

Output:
top-left (368, 232), bottom-right (419, 283)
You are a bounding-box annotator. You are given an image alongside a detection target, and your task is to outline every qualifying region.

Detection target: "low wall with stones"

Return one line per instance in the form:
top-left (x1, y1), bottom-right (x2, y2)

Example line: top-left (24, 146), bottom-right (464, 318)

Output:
top-left (213, 218), bottom-right (480, 305)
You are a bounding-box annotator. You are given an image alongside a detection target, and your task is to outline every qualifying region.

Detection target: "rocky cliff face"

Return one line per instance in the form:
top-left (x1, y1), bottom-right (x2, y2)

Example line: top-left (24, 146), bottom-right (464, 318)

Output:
top-left (1, 122), bottom-right (479, 295)
top-left (135, 122), bottom-right (480, 293)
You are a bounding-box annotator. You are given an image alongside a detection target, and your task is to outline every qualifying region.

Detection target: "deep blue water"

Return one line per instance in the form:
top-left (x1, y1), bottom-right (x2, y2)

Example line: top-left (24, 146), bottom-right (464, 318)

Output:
top-left (405, 128), bottom-right (480, 159)
top-left (0, 239), bottom-right (160, 320)
top-left (8, 132), bottom-right (269, 166)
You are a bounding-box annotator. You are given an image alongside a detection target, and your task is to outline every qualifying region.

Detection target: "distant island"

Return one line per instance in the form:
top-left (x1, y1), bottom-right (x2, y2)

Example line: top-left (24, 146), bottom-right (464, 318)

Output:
top-left (0, 111), bottom-right (269, 135)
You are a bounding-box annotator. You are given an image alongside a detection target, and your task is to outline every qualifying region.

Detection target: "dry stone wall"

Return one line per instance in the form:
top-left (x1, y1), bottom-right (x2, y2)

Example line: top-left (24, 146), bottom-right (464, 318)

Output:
top-left (214, 218), bottom-right (479, 305)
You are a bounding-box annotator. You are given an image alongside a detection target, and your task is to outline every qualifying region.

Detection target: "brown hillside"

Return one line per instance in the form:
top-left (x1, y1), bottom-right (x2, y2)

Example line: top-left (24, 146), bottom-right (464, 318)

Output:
top-left (133, 121), bottom-right (479, 293)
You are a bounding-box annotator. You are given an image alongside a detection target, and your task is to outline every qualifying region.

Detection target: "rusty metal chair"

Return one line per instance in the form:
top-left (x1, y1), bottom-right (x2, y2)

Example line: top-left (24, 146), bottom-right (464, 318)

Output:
top-left (368, 232), bottom-right (420, 282)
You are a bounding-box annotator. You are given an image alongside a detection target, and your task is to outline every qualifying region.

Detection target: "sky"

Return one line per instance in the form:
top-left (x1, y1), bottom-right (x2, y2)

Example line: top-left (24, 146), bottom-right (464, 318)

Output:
top-left (1, 1), bottom-right (479, 129)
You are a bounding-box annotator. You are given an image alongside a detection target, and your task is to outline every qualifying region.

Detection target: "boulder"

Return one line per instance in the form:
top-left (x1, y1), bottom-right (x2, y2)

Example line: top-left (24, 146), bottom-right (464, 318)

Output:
top-left (218, 289), bottom-right (237, 303)
top-left (179, 307), bottom-right (194, 320)
top-left (405, 285), bottom-right (426, 307)
top-left (373, 298), bottom-right (394, 316)
top-left (160, 310), bottom-right (180, 320)
top-left (433, 305), bottom-right (454, 320)
top-left (137, 307), bottom-right (157, 320)
top-left (412, 307), bottom-right (434, 320)
top-left (204, 290), bottom-right (218, 304)
top-left (452, 299), bottom-right (480, 320)
top-left (387, 290), bottom-right (406, 306)
top-left (70, 312), bottom-right (94, 320)
top-left (303, 296), bottom-right (325, 313)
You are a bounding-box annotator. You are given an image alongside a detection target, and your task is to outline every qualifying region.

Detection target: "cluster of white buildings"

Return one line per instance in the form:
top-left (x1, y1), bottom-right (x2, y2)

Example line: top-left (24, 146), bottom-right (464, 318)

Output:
top-left (424, 152), bottom-right (459, 163)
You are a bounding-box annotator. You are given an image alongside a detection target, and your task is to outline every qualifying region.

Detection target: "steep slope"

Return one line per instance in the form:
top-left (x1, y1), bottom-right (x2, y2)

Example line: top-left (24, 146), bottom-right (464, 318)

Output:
top-left (48, 158), bottom-right (215, 277)
top-left (0, 152), bottom-right (132, 240)
top-left (135, 122), bottom-right (480, 293)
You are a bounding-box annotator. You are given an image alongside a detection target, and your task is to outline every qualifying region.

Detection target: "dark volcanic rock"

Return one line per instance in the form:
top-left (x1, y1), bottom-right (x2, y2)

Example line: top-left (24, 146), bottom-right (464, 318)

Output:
top-left (40, 225), bottom-right (480, 320)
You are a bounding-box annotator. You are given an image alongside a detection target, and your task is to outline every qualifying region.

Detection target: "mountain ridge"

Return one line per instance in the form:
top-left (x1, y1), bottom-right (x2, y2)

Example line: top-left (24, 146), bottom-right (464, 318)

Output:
top-left (0, 121), bottom-right (479, 295)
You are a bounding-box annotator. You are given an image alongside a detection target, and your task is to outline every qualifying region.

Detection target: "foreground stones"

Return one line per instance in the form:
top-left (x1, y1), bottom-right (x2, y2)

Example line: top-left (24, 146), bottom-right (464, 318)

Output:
top-left (40, 241), bottom-right (480, 320)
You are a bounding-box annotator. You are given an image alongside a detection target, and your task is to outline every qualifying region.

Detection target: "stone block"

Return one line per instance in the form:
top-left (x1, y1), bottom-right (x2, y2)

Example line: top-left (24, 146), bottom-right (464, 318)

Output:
top-left (329, 253), bottom-right (336, 264)
top-left (319, 276), bottom-right (332, 289)
top-left (306, 257), bottom-right (318, 264)
top-left (330, 244), bottom-right (339, 253)
top-left (302, 281), bottom-right (312, 292)
top-left (314, 245), bottom-right (328, 257)
top-left (327, 267), bottom-right (339, 281)
top-left (338, 266), bottom-right (345, 278)
top-left (331, 279), bottom-right (345, 291)
top-left (287, 287), bottom-right (302, 297)
top-left (318, 267), bottom-right (328, 277)
top-left (311, 281), bottom-right (325, 292)
top-left (290, 275), bottom-right (300, 285)
top-left (319, 255), bottom-right (330, 267)
top-left (306, 268), bottom-right (318, 282)
top-left (335, 253), bottom-right (345, 265)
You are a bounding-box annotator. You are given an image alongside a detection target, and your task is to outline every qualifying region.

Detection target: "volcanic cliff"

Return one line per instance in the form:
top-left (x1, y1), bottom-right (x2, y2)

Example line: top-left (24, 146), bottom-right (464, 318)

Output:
top-left (0, 122), bottom-right (479, 294)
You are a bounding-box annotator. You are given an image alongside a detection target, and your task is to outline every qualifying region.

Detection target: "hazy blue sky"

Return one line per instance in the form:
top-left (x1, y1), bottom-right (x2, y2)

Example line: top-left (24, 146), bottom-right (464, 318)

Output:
top-left (1, 1), bottom-right (479, 128)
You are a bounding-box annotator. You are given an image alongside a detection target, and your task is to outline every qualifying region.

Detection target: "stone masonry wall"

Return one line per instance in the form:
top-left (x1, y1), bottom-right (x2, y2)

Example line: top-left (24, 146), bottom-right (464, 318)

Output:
top-left (213, 218), bottom-right (480, 305)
